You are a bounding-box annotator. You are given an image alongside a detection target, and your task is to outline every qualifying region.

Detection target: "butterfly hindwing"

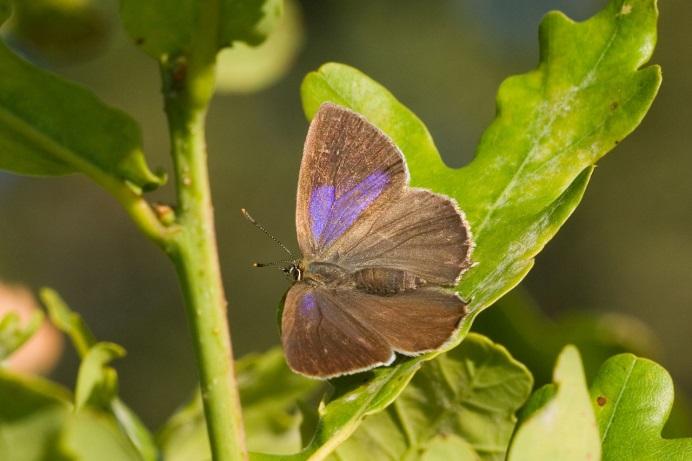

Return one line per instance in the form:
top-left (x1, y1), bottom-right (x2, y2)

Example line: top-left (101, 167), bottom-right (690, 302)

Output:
top-left (282, 283), bottom-right (466, 378)
top-left (333, 287), bottom-right (467, 355)
top-left (282, 283), bottom-right (394, 378)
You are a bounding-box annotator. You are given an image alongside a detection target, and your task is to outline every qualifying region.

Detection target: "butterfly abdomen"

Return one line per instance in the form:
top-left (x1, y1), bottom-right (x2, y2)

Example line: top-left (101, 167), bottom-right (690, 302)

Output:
top-left (352, 268), bottom-right (426, 295)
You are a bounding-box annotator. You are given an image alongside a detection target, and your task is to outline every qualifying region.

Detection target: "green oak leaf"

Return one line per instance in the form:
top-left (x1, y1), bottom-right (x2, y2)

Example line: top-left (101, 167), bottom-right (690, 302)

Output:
top-left (290, 0), bottom-right (661, 458)
top-left (240, 348), bottom-right (322, 453)
top-left (508, 346), bottom-right (601, 461)
top-left (330, 334), bottom-right (533, 461)
top-left (279, 172), bottom-right (590, 461)
top-left (0, 12), bottom-right (164, 191)
top-left (120, 0), bottom-right (283, 59)
top-left (41, 287), bottom-right (96, 357)
top-left (590, 354), bottom-right (692, 460)
top-left (0, 310), bottom-right (43, 361)
top-left (160, 347), bottom-right (321, 461)
top-left (0, 369), bottom-right (72, 461)
top-left (157, 392), bottom-right (210, 461)
top-left (42, 288), bottom-right (158, 461)
top-left (75, 342), bottom-right (126, 410)
top-left (475, 287), bottom-right (692, 438)
top-left (110, 398), bottom-right (159, 461)
top-left (0, 368), bottom-right (149, 460)
top-left (59, 409), bottom-right (144, 461)
top-left (216, 0), bottom-right (303, 94)
top-left (302, 0), bottom-right (660, 311)
top-left (219, 0), bottom-right (283, 48)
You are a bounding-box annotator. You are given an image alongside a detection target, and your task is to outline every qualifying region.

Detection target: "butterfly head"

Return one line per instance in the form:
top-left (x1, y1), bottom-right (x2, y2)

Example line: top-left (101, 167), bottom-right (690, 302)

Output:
top-left (242, 208), bottom-right (302, 281)
top-left (282, 263), bottom-right (303, 282)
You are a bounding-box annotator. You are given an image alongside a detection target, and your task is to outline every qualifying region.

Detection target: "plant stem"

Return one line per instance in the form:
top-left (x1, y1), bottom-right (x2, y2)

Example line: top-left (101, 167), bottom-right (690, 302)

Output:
top-left (162, 56), bottom-right (247, 460)
top-left (111, 185), bottom-right (177, 249)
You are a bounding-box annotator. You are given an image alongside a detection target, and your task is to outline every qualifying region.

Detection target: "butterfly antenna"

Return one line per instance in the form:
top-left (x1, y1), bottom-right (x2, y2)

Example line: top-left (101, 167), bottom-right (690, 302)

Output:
top-left (252, 260), bottom-right (293, 268)
top-left (241, 208), bottom-right (295, 258)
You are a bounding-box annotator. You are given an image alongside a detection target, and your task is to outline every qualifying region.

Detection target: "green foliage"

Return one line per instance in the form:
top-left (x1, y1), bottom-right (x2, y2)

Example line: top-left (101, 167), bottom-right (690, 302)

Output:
top-left (58, 410), bottom-right (144, 461)
top-left (302, 0), bottom-right (660, 311)
top-left (591, 354), bottom-right (692, 460)
top-left (0, 310), bottom-right (43, 361)
top-left (0, 370), bottom-right (72, 461)
top-left (41, 289), bottom-right (158, 461)
top-left (216, 0), bottom-right (303, 94)
top-left (75, 342), bottom-right (126, 410)
top-left (157, 391), bottom-right (210, 461)
top-left (504, 347), bottom-right (692, 461)
top-left (120, 0), bottom-right (282, 59)
top-left (0, 0), bottom-right (675, 459)
top-left (508, 346), bottom-right (601, 461)
top-left (239, 348), bottom-right (321, 452)
top-left (0, 3), bottom-right (163, 191)
top-left (474, 287), bottom-right (692, 439)
top-left (0, 289), bottom-right (158, 461)
top-left (331, 334), bottom-right (533, 461)
top-left (220, 0), bottom-right (282, 48)
top-left (111, 399), bottom-right (160, 461)
top-left (41, 288), bottom-right (96, 358)
top-left (294, 0), bottom-right (661, 457)
top-left (160, 347), bottom-right (320, 460)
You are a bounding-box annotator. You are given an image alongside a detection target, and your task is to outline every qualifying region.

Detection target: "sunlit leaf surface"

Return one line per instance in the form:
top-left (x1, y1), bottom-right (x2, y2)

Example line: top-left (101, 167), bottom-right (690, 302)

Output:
top-left (508, 346), bottom-right (600, 461)
top-left (0, 5), bottom-right (164, 191)
top-left (285, 0), bottom-right (661, 458)
top-left (591, 354), bottom-right (692, 460)
top-left (120, 0), bottom-right (283, 58)
top-left (331, 334), bottom-right (533, 461)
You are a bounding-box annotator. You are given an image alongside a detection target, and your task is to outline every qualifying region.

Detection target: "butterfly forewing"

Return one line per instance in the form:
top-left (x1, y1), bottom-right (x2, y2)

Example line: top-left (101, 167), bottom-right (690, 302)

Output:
top-left (327, 188), bottom-right (473, 286)
top-left (296, 103), bottom-right (407, 258)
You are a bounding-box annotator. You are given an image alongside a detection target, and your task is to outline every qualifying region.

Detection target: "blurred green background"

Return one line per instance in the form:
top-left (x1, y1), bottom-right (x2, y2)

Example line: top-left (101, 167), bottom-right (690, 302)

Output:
top-left (1, 0), bottom-right (690, 428)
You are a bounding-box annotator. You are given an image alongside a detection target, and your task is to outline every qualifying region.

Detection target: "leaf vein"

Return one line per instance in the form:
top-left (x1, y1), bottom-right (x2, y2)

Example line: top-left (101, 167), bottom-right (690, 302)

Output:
top-left (601, 357), bottom-right (637, 443)
top-left (473, 19), bottom-right (622, 239)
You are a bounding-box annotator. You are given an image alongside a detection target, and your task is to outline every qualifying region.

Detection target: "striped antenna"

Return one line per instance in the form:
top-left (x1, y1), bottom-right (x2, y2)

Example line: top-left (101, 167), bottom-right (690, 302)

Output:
top-left (241, 208), bottom-right (295, 258)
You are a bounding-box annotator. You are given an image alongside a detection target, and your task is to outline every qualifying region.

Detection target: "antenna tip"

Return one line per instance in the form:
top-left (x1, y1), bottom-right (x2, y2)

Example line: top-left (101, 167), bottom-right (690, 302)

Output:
top-left (241, 208), bottom-right (257, 223)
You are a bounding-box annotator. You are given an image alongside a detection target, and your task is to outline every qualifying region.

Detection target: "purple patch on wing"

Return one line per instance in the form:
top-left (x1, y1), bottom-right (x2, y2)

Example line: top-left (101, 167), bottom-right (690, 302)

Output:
top-left (309, 185), bottom-right (335, 241)
top-left (309, 170), bottom-right (390, 246)
top-left (301, 292), bottom-right (317, 314)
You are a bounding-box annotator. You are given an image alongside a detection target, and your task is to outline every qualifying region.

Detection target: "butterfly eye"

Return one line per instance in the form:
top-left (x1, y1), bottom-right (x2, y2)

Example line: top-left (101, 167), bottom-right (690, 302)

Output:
top-left (287, 266), bottom-right (302, 281)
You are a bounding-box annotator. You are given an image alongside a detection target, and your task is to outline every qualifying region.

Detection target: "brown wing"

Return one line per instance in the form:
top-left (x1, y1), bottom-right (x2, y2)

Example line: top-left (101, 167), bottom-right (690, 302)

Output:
top-left (339, 287), bottom-right (467, 355)
top-left (281, 283), bottom-right (467, 379)
top-left (295, 103), bottom-right (407, 258)
top-left (295, 103), bottom-right (473, 287)
top-left (281, 283), bottom-right (394, 379)
top-left (327, 188), bottom-right (473, 287)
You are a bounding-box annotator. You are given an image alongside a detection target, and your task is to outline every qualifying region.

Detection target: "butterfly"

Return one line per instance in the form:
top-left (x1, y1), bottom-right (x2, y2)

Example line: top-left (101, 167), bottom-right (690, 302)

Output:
top-left (259, 103), bottom-right (474, 379)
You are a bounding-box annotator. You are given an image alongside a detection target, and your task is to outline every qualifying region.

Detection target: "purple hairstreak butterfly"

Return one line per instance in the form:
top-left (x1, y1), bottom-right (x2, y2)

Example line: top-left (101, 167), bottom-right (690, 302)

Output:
top-left (245, 102), bottom-right (474, 379)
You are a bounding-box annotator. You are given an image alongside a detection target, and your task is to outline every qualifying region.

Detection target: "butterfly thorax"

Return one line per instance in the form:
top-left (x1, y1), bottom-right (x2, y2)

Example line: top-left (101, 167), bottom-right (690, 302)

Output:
top-left (298, 261), bottom-right (348, 286)
top-left (298, 260), bottom-right (427, 296)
